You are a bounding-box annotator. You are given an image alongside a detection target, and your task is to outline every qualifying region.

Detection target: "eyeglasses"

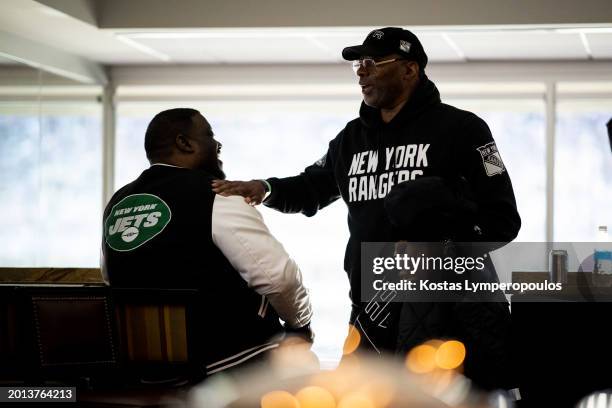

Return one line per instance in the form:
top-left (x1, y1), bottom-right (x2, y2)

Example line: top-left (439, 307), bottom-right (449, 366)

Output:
top-left (351, 57), bottom-right (405, 74)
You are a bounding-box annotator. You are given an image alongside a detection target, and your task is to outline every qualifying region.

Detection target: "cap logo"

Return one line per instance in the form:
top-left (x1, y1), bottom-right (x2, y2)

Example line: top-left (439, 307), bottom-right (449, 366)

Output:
top-left (370, 30), bottom-right (385, 40)
top-left (399, 40), bottom-right (411, 53)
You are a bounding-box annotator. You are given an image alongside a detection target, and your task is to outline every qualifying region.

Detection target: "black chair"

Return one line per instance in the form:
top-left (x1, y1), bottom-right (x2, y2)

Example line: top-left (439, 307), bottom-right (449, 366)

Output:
top-left (76, 288), bottom-right (203, 407)
top-left (110, 287), bottom-right (204, 386)
top-left (0, 287), bottom-right (27, 382)
top-left (1, 284), bottom-right (204, 407)
top-left (13, 286), bottom-right (119, 386)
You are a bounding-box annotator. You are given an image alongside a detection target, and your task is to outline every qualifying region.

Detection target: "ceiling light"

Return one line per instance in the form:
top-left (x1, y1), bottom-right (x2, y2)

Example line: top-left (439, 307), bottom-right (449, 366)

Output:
top-left (555, 27), bottom-right (612, 34)
top-left (115, 35), bottom-right (171, 62)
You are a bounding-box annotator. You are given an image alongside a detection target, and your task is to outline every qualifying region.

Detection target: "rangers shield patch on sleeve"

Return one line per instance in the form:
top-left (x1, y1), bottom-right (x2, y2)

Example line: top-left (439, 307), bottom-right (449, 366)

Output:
top-left (476, 142), bottom-right (506, 176)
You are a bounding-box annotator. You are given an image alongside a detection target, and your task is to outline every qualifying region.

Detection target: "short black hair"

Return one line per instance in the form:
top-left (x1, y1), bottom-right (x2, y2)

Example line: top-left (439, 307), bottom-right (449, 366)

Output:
top-left (144, 108), bottom-right (201, 160)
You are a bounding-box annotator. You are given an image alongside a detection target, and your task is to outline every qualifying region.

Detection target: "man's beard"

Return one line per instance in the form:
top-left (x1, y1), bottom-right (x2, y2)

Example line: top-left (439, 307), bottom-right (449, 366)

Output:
top-left (205, 162), bottom-right (226, 180)
top-left (196, 157), bottom-right (226, 179)
top-left (212, 167), bottom-right (226, 180)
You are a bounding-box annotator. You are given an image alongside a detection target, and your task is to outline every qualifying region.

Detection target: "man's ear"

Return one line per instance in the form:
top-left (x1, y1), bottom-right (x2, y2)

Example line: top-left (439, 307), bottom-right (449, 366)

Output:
top-left (403, 61), bottom-right (419, 80)
top-left (175, 133), bottom-right (195, 153)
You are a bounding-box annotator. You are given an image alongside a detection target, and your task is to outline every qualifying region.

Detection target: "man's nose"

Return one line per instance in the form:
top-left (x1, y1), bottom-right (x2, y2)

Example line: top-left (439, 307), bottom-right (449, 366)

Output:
top-left (356, 64), bottom-right (368, 78)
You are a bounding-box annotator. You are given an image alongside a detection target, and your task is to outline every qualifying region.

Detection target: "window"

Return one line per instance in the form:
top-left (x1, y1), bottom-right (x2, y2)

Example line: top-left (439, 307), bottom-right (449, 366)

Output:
top-left (554, 100), bottom-right (612, 241)
top-left (0, 103), bottom-right (103, 267)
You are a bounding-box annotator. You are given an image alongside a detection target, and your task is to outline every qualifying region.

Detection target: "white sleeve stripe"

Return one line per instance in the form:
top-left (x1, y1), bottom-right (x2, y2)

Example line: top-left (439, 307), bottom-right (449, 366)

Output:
top-left (206, 343), bottom-right (280, 374)
top-left (206, 341), bottom-right (277, 369)
top-left (257, 296), bottom-right (266, 317)
top-left (262, 298), bottom-right (269, 316)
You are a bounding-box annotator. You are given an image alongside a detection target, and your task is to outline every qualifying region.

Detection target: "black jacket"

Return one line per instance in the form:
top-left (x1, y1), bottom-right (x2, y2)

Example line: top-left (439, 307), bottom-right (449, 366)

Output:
top-left (265, 76), bottom-right (521, 389)
top-left (103, 165), bottom-right (283, 375)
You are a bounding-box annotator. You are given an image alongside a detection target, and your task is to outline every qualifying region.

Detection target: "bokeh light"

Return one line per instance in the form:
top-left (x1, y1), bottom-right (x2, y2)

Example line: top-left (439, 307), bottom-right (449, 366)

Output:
top-left (260, 390), bottom-right (299, 408)
top-left (342, 324), bottom-right (361, 355)
top-left (406, 343), bottom-right (438, 374)
top-left (406, 339), bottom-right (466, 374)
top-left (435, 340), bottom-right (466, 370)
top-left (295, 386), bottom-right (336, 408)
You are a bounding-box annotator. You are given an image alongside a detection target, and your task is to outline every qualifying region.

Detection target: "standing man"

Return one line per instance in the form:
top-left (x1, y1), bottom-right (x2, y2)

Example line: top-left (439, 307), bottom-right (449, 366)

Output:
top-left (213, 28), bottom-right (521, 390)
top-left (102, 108), bottom-right (312, 377)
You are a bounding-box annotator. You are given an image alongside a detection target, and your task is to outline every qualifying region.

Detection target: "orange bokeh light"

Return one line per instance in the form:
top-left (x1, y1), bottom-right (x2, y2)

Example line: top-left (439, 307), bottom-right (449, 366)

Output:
top-left (435, 340), bottom-right (466, 370)
top-left (343, 324), bottom-right (361, 355)
top-left (295, 386), bottom-right (336, 408)
top-left (406, 343), bottom-right (438, 374)
top-left (261, 390), bottom-right (299, 408)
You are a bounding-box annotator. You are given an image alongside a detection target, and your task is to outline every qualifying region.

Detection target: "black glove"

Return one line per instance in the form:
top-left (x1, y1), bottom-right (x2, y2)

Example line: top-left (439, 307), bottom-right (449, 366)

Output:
top-left (283, 322), bottom-right (314, 344)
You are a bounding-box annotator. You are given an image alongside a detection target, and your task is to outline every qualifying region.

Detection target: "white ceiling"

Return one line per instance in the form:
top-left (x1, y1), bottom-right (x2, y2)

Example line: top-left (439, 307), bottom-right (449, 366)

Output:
top-left (0, 0), bottom-right (611, 67)
top-left (117, 29), bottom-right (612, 64)
top-left (0, 55), bottom-right (21, 66)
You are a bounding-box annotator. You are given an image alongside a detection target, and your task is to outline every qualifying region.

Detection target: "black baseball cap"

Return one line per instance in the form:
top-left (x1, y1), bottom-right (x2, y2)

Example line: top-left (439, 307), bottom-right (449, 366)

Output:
top-left (342, 27), bottom-right (428, 71)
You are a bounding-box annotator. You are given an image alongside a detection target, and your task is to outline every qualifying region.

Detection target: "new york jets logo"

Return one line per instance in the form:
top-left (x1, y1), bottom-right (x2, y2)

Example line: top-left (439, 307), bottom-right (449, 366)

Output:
top-left (104, 194), bottom-right (172, 251)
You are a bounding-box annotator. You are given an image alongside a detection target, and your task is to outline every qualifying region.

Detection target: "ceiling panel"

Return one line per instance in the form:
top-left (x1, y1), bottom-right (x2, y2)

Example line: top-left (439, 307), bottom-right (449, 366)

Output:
top-left (306, 33), bottom-right (367, 63)
top-left (0, 55), bottom-right (21, 65)
top-left (586, 33), bottom-right (612, 59)
top-left (0, 0), bottom-right (146, 63)
top-left (0, 2), bottom-right (610, 65)
top-left (449, 31), bottom-right (588, 60)
top-left (127, 30), bottom-right (467, 64)
top-left (131, 36), bottom-right (339, 63)
top-left (416, 33), bottom-right (464, 62)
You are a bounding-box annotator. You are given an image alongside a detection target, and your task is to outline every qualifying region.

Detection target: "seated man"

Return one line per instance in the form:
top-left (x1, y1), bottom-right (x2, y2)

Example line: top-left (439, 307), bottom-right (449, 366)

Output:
top-left (101, 108), bottom-right (312, 376)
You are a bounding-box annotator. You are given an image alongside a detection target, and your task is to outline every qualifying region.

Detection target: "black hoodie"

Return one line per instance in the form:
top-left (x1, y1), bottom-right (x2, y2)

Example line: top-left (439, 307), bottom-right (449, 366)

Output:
top-left (265, 76), bottom-right (521, 307)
